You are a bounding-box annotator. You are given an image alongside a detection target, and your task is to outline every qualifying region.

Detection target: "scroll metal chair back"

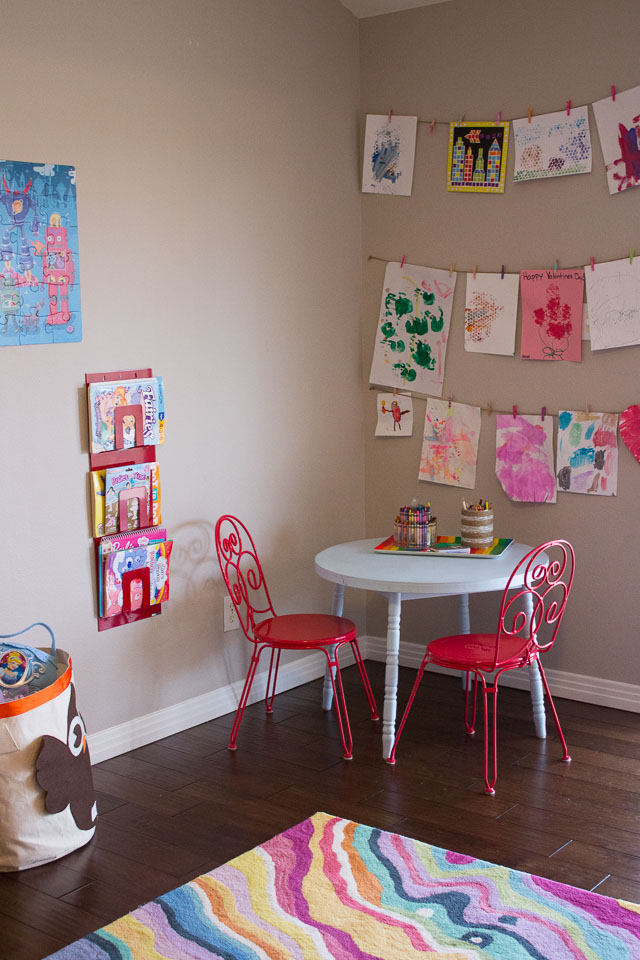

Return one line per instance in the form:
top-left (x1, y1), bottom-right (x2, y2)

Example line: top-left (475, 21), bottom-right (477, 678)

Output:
top-left (388, 540), bottom-right (574, 794)
top-left (215, 515), bottom-right (378, 759)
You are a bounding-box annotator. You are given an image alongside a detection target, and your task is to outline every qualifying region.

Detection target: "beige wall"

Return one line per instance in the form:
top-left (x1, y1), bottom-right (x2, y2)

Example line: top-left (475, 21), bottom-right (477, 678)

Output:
top-left (360, 0), bottom-right (640, 683)
top-left (0, 0), bottom-right (365, 735)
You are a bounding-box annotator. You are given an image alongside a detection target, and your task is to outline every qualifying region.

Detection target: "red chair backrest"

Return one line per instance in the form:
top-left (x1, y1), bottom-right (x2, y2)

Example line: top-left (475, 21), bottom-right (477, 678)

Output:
top-left (494, 540), bottom-right (575, 671)
top-left (215, 516), bottom-right (276, 642)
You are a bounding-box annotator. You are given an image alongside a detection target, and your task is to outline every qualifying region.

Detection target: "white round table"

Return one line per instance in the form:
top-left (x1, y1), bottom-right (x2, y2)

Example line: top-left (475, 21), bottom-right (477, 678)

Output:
top-left (314, 538), bottom-right (546, 759)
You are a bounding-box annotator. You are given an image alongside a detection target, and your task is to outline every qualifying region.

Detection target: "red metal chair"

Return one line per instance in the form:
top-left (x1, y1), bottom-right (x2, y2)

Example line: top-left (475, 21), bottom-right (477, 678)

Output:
top-left (215, 515), bottom-right (378, 759)
top-left (387, 540), bottom-right (574, 794)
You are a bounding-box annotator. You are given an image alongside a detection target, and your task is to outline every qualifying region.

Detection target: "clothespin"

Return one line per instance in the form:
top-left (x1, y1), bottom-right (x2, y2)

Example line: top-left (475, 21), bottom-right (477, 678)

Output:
top-left (527, 107), bottom-right (533, 124)
top-left (553, 259), bottom-right (559, 274)
top-left (487, 400), bottom-right (493, 417)
top-left (541, 406), bottom-right (546, 421)
top-left (501, 264), bottom-right (505, 279)
top-left (631, 248), bottom-right (635, 265)
top-left (449, 263), bottom-right (454, 277)
top-left (566, 100), bottom-right (572, 116)
top-left (473, 264), bottom-right (477, 279)
top-left (400, 254), bottom-right (406, 269)
top-left (393, 387), bottom-right (397, 397)
top-left (611, 85), bottom-right (616, 101)
top-left (429, 119), bottom-right (436, 133)
top-left (513, 405), bottom-right (518, 419)
top-left (585, 401), bottom-right (590, 415)
top-left (590, 256), bottom-right (595, 272)
top-left (496, 111), bottom-right (502, 124)
top-left (387, 108), bottom-right (393, 123)
top-left (448, 396), bottom-right (453, 408)
top-left (457, 114), bottom-right (465, 126)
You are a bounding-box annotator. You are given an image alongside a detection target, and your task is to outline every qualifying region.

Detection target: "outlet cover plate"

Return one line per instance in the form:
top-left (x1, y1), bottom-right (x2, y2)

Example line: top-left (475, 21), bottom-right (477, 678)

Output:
top-left (223, 596), bottom-right (238, 632)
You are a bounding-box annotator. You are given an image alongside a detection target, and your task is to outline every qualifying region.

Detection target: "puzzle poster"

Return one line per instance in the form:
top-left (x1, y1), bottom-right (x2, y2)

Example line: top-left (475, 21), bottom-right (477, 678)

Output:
top-left (0, 159), bottom-right (81, 346)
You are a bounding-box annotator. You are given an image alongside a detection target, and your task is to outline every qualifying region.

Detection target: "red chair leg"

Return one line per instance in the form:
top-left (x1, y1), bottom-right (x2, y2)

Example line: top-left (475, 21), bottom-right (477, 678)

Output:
top-left (482, 677), bottom-right (498, 794)
top-left (536, 661), bottom-right (571, 762)
top-left (265, 647), bottom-right (281, 714)
top-left (464, 670), bottom-right (478, 734)
top-left (387, 657), bottom-right (428, 764)
top-left (229, 645), bottom-right (265, 750)
top-left (324, 646), bottom-right (354, 760)
top-left (350, 640), bottom-right (379, 719)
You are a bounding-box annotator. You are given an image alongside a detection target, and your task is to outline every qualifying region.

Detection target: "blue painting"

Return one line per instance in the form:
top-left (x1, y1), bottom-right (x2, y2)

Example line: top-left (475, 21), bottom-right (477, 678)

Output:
top-left (0, 159), bottom-right (81, 346)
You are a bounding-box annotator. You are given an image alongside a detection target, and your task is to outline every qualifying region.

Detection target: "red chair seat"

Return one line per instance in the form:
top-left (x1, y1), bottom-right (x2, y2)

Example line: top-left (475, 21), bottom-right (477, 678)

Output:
top-left (428, 633), bottom-right (529, 671)
top-left (254, 614), bottom-right (356, 647)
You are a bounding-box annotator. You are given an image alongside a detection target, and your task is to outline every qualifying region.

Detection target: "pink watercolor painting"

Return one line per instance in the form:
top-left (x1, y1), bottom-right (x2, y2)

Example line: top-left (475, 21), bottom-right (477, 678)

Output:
top-left (520, 269), bottom-right (584, 361)
top-left (419, 399), bottom-right (481, 489)
top-left (495, 414), bottom-right (556, 503)
top-left (592, 84), bottom-right (640, 195)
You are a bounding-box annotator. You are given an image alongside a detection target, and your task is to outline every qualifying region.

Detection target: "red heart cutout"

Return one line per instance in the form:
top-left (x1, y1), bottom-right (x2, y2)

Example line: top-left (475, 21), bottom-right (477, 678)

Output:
top-left (620, 405), bottom-right (640, 465)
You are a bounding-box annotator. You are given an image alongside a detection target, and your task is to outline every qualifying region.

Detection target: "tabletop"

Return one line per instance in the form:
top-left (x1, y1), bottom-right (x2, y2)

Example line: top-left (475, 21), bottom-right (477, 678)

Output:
top-left (314, 538), bottom-right (535, 596)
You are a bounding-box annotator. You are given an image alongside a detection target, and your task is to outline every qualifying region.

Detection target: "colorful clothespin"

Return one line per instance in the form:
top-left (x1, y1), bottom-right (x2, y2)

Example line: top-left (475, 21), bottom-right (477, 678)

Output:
top-left (387, 108), bottom-right (393, 123)
top-left (513, 405), bottom-right (518, 419)
top-left (527, 107), bottom-right (533, 124)
top-left (501, 264), bottom-right (505, 279)
top-left (611, 85), bottom-right (616, 101)
top-left (590, 256), bottom-right (595, 271)
top-left (631, 248), bottom-right (635, 265)
top-left (541, 406), bottom-right (546, 421)
top-left (566, 100), bottom-right (572, 116)
top-left (487, 400), bottom-right (493, 416)
top-left (429, 119), bottom-right (436, 133)
top-left (448, 396), bottom-right (453, 408)
top-left (554, 259), bottom-right (559, 274)
top-left (400, 254), bottom-right (406, 269)
top-left (496, 111), bottom-right (502, 124)
top-left (473, 264), bottom-right (477, 279)
top-left (449, 263), bottom-right (454, 277)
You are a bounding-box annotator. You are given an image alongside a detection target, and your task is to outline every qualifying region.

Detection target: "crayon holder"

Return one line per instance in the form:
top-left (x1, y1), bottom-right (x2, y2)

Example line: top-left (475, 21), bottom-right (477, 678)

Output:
top-left (460, 507), bottom-right (494, 548)
top-left (394, 517), bottom-right (437, 550)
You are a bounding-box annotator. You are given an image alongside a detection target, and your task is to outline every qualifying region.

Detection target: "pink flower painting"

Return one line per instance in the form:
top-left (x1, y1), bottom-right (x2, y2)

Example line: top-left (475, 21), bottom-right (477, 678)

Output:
top-left (520, 269), bottom-right (584, 361)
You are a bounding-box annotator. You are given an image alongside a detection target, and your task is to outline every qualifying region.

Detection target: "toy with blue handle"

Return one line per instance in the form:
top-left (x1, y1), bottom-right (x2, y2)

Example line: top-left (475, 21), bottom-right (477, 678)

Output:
top-left (0, 623), bottom-right (58, 701)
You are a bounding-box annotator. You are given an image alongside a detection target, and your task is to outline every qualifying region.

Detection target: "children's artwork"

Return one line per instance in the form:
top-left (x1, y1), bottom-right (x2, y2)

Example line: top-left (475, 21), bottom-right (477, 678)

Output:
top-left (362, 115), bottom-right (417, 196)
top-left (0, 159), bottom-right (81, 346)
top-left (495, 414), bottom-right (556, 503)
top-left (447, 122), bottom-right (509, 193)
top-left (520, 269), bottom-right (584, 361)
top-left (512, 107), bottom-right (592, 181)
top-left (103, 540), bottom-right (172, 618)
top-left (369, 261), bottom-right (456, 396)
top-left (419, 399), bottom-right (481, 489)
top-left (592, 84), bottom-right (640, 194)
top-left (464, 272), bottom-right (519, 355)
top-left (584, 257), bottom-right (640, 350)
top-left (375, 393), bottom-right (413, 436)
top-left (88, 377), bottom-right (165, 453)
top-left (556, 410), bottom-right (618, 496)
top-left (619, 405), bottom-right (640, 466)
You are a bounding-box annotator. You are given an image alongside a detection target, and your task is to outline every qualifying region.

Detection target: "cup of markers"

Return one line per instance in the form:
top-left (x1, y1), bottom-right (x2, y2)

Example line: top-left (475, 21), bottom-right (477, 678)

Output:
top-left (460, 499), bottom-right (493, 548)
top-left (394, 503), bottom-right (437, 550)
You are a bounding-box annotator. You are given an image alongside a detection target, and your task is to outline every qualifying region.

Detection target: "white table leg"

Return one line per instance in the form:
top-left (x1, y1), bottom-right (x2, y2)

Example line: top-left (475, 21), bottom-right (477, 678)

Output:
top-left (382, 592), bottom-right (402, 759)
top-left (458, 592), bottom-right (471, 692)
top-left (322, 583), bottom-right (345, 711)
top-left (524, 592), bottom-right (546, 737)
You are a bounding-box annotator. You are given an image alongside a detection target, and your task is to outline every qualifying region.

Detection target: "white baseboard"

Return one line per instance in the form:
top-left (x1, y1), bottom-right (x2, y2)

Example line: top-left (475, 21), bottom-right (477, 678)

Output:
top-left (88, 645), bottom-right (356, 764)
top-left (88, 636), bottom-right (640, 764)
top-left (364, 635), bottom-right (640, 714)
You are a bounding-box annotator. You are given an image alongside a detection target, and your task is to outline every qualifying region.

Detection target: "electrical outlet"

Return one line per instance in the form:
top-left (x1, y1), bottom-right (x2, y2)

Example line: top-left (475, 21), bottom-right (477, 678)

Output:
top-left (223, 596), bottom-right (239, 632)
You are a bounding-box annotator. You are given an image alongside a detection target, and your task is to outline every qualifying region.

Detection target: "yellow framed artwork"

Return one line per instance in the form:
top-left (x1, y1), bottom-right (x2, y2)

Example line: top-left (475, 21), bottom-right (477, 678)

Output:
top-left (447, 121), bottom-right (509, 193)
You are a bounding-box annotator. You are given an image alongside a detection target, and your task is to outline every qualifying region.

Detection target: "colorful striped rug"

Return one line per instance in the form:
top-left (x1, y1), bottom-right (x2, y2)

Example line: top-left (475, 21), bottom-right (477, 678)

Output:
top-left (47, 811), bottom-right (640, 959)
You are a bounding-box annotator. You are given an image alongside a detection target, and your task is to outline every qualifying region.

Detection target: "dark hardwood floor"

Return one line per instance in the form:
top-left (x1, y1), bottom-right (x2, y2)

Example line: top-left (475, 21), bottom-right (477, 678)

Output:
top-left (2, 661), bottom-right (640, 959)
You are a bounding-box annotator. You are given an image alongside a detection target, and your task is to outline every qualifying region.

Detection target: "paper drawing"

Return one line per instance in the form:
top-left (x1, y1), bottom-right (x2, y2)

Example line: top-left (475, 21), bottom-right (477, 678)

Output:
top-left (593, 84), bottom-right (640, 194)
top-left (375, 393), bottom-right (413, 436)
top-left (464, 272), bottom-right (519, 355)
top-left (362, 115), bottom-right (417, 196)
top-left (0, 159), bottom-right (81, 346)
top-left (447, 122), bottom-right (509, 193)
top-left (419, 399), bottom-right (481, 489)
top-left (584, 257), bottom-right (640, 350)
top-left (513, 107), bottom-right (592, 181)
top-left (369, 261), bottom-right (456, 396)
top-left (556, 410), bottom-right (618, 496)
top-left (495, 414), bottom-right (556, 503)
top-left (520, 269), bottom-right (584, 361)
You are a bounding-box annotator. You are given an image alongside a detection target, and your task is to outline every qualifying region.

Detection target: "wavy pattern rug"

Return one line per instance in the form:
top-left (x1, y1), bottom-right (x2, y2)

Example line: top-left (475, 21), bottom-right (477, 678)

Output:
top-left (47, 811), bottom-right (640, 959)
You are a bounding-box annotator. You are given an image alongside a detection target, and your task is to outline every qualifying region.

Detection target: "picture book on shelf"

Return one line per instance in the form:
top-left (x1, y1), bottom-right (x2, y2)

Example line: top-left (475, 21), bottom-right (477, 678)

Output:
top-left (98, 526), bottom-right (167, 617)
top-left (103, 462), bottom-right (161, 535)
top-left (90, 470), bottom-right (106, 537)
top-left (88, 376), bottom-right (165, 453)
top-left (103, 540), bottom-right (173, 618)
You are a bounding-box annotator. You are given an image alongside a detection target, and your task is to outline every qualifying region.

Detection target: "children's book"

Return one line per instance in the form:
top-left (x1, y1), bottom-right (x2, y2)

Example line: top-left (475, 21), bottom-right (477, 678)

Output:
top-left (103, 462), bottom-right (161, 535)
top-left (88, 376), bottom-right (165, 453)
top-left (374, 535), bottom-right (513, 558)
top-left (99, 526), bottom-right (167, 617)
top-left (103, 540), bottom-right (173, 618)
top-left (90, 470), bottom-right (106, 537)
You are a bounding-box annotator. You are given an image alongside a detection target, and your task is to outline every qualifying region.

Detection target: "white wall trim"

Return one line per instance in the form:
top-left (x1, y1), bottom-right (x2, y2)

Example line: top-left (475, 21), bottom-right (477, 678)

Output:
top-left (88, 636), bottom-right (639, 763)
